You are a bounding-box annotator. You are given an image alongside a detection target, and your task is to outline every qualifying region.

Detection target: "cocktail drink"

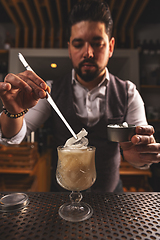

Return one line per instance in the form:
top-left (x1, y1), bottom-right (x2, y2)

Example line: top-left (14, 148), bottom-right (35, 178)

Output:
top-left (57, 146), bottom-right (96, 191)
top-left (56, 145), bottom-right (96, 222)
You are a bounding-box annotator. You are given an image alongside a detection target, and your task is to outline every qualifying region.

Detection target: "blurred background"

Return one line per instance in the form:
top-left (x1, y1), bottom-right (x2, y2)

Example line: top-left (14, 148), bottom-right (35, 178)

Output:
top-left (0, 0), bottom-right (160, 193)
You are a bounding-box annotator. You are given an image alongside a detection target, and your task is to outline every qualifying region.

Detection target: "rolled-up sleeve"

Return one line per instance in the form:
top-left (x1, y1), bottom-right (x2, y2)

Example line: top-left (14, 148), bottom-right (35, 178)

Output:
top-left (0, 117), bottom-right (27, 145)
top-left (126, 80), bottom-right (148, 126)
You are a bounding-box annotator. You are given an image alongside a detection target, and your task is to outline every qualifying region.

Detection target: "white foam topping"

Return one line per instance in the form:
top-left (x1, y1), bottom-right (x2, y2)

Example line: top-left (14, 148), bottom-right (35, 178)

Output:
top-left (108, 122), bottom-right (129, 128)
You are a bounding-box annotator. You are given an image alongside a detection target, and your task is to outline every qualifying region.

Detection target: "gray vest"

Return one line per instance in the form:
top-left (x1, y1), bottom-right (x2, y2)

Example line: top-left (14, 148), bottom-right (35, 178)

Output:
top-left (50, 73), bottom-right (128, 193)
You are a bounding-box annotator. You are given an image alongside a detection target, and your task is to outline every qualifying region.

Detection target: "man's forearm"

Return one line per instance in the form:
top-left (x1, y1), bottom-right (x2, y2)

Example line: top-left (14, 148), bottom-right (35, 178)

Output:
top-left (0, 112), bottom-right (24, 138)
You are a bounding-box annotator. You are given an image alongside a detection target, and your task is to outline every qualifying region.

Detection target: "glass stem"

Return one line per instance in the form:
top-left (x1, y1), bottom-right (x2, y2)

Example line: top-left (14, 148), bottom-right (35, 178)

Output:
top-left (69, 191), bottom-right (83, 204)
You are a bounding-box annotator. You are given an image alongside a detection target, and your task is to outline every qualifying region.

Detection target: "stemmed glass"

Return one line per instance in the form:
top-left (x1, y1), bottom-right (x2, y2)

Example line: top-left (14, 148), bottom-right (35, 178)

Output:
top-left (56, 146), bottom-right (96, 222)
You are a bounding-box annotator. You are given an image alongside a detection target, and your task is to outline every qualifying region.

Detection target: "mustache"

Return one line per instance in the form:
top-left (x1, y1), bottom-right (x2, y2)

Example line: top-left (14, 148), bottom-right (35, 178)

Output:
top-left (79, 59), bottom-right (97, 67)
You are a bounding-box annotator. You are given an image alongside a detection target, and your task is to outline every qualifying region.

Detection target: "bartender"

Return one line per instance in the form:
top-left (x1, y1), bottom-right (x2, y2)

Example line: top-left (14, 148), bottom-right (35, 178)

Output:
top-left (0, 0), bottom-right (159, 193)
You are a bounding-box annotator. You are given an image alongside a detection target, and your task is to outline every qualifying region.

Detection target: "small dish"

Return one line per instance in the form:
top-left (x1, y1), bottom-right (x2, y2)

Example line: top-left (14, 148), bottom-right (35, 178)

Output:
top-left (107, 123), bottom-right (136, 142)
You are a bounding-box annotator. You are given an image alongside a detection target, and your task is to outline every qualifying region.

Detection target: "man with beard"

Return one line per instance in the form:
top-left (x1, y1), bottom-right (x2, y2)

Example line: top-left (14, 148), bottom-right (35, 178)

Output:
top-left (0, 0), bottom-right (159, 193)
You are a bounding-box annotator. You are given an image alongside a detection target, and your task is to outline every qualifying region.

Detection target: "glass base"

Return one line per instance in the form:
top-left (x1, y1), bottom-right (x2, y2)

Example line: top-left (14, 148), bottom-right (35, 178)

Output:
top-left (58, 201), bottom-right (93, 222)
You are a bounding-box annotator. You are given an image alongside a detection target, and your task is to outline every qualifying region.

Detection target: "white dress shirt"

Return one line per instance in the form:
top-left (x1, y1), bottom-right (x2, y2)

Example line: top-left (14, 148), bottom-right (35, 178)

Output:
top-left (0, 68), bottom-right (147, 145)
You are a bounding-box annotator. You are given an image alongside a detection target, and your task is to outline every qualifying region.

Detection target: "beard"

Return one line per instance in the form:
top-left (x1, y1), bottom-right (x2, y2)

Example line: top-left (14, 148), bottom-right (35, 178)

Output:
top-left (74, 59), bottom-right (104, 82)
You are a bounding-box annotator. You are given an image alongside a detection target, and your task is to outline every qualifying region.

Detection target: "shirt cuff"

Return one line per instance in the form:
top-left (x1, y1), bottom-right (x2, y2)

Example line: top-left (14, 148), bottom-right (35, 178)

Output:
top-left (0, 119), bottom-right (27, 145)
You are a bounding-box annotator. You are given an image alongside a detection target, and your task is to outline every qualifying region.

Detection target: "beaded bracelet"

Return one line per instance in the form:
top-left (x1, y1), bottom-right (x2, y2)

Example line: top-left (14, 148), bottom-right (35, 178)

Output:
top-left (3, 107), bottom-right (28, 118)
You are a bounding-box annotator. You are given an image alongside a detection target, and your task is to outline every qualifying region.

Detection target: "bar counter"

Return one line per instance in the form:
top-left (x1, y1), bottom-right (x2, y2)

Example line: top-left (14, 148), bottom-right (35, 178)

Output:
top-left (0, 192), bottom-right (160, 240)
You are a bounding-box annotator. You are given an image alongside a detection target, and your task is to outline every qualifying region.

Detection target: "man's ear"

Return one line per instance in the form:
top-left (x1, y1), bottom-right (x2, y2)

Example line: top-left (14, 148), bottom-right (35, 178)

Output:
top-left (68, 42), bottom-right (71, 58)
top-left (109, 37), bottom-right (115, 58)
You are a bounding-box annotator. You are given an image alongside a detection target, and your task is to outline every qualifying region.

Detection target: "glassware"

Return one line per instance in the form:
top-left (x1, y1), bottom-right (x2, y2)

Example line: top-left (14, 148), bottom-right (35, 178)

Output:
top-left (56, 146), bottom-right (96, 222)
top-left (0, 193), bottom-right (29, 212)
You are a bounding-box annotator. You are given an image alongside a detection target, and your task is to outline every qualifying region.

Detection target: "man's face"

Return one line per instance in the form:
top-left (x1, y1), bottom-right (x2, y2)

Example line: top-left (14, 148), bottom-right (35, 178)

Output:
top-left (68, 21), bottom-right (115, 83)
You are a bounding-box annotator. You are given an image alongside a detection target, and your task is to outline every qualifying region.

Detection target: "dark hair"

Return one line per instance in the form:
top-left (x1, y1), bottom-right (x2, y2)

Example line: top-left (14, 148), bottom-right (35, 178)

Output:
top-left (68, 0), bottom-right (113, 40)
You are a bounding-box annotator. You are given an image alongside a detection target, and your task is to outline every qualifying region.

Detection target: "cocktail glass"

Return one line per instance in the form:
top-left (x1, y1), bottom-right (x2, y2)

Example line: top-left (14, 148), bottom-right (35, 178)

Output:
top-left (56, 146), bottom-right (96, 222)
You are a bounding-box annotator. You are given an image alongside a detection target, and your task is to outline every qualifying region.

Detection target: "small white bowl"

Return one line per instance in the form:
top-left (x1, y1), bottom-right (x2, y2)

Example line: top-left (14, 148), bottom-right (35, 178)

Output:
top-left (107, 124), bottom-right (136, 142)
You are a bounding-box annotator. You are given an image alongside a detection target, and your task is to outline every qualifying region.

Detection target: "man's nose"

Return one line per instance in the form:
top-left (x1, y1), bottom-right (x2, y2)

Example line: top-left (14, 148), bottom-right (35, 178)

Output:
top-left (83, 43), bottom-right (94, 58)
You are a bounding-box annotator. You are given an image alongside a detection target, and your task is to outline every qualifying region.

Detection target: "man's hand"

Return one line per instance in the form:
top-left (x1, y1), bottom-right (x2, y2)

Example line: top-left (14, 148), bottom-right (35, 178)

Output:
top-left (0, 70), bottom-right (50, 114)
top-left (120, 125), bottom-right (160, 168)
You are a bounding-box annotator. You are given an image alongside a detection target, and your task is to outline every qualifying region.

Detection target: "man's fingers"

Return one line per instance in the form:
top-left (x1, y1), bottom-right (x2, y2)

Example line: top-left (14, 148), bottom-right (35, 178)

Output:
top-left (19, 71), bottom-right (50, 91)
top-left (17, 73), bottom-right (46, 99)
top-left (5, 72), bottom-right (48, 99)
top-left (135, 143), bottom-right (160, 153)
top-left (131, 134), bottom-right (155, 145)
top-left (138, 153), bottom-right (160, 163)
top-left (0, 82), bottom-right (11, 94)
top-left (136, 125), bottom-right (155, 135)
top-left (134, 143), bottom-right (160, 164)
top-left (5, 73), bottom-right (30, 90)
